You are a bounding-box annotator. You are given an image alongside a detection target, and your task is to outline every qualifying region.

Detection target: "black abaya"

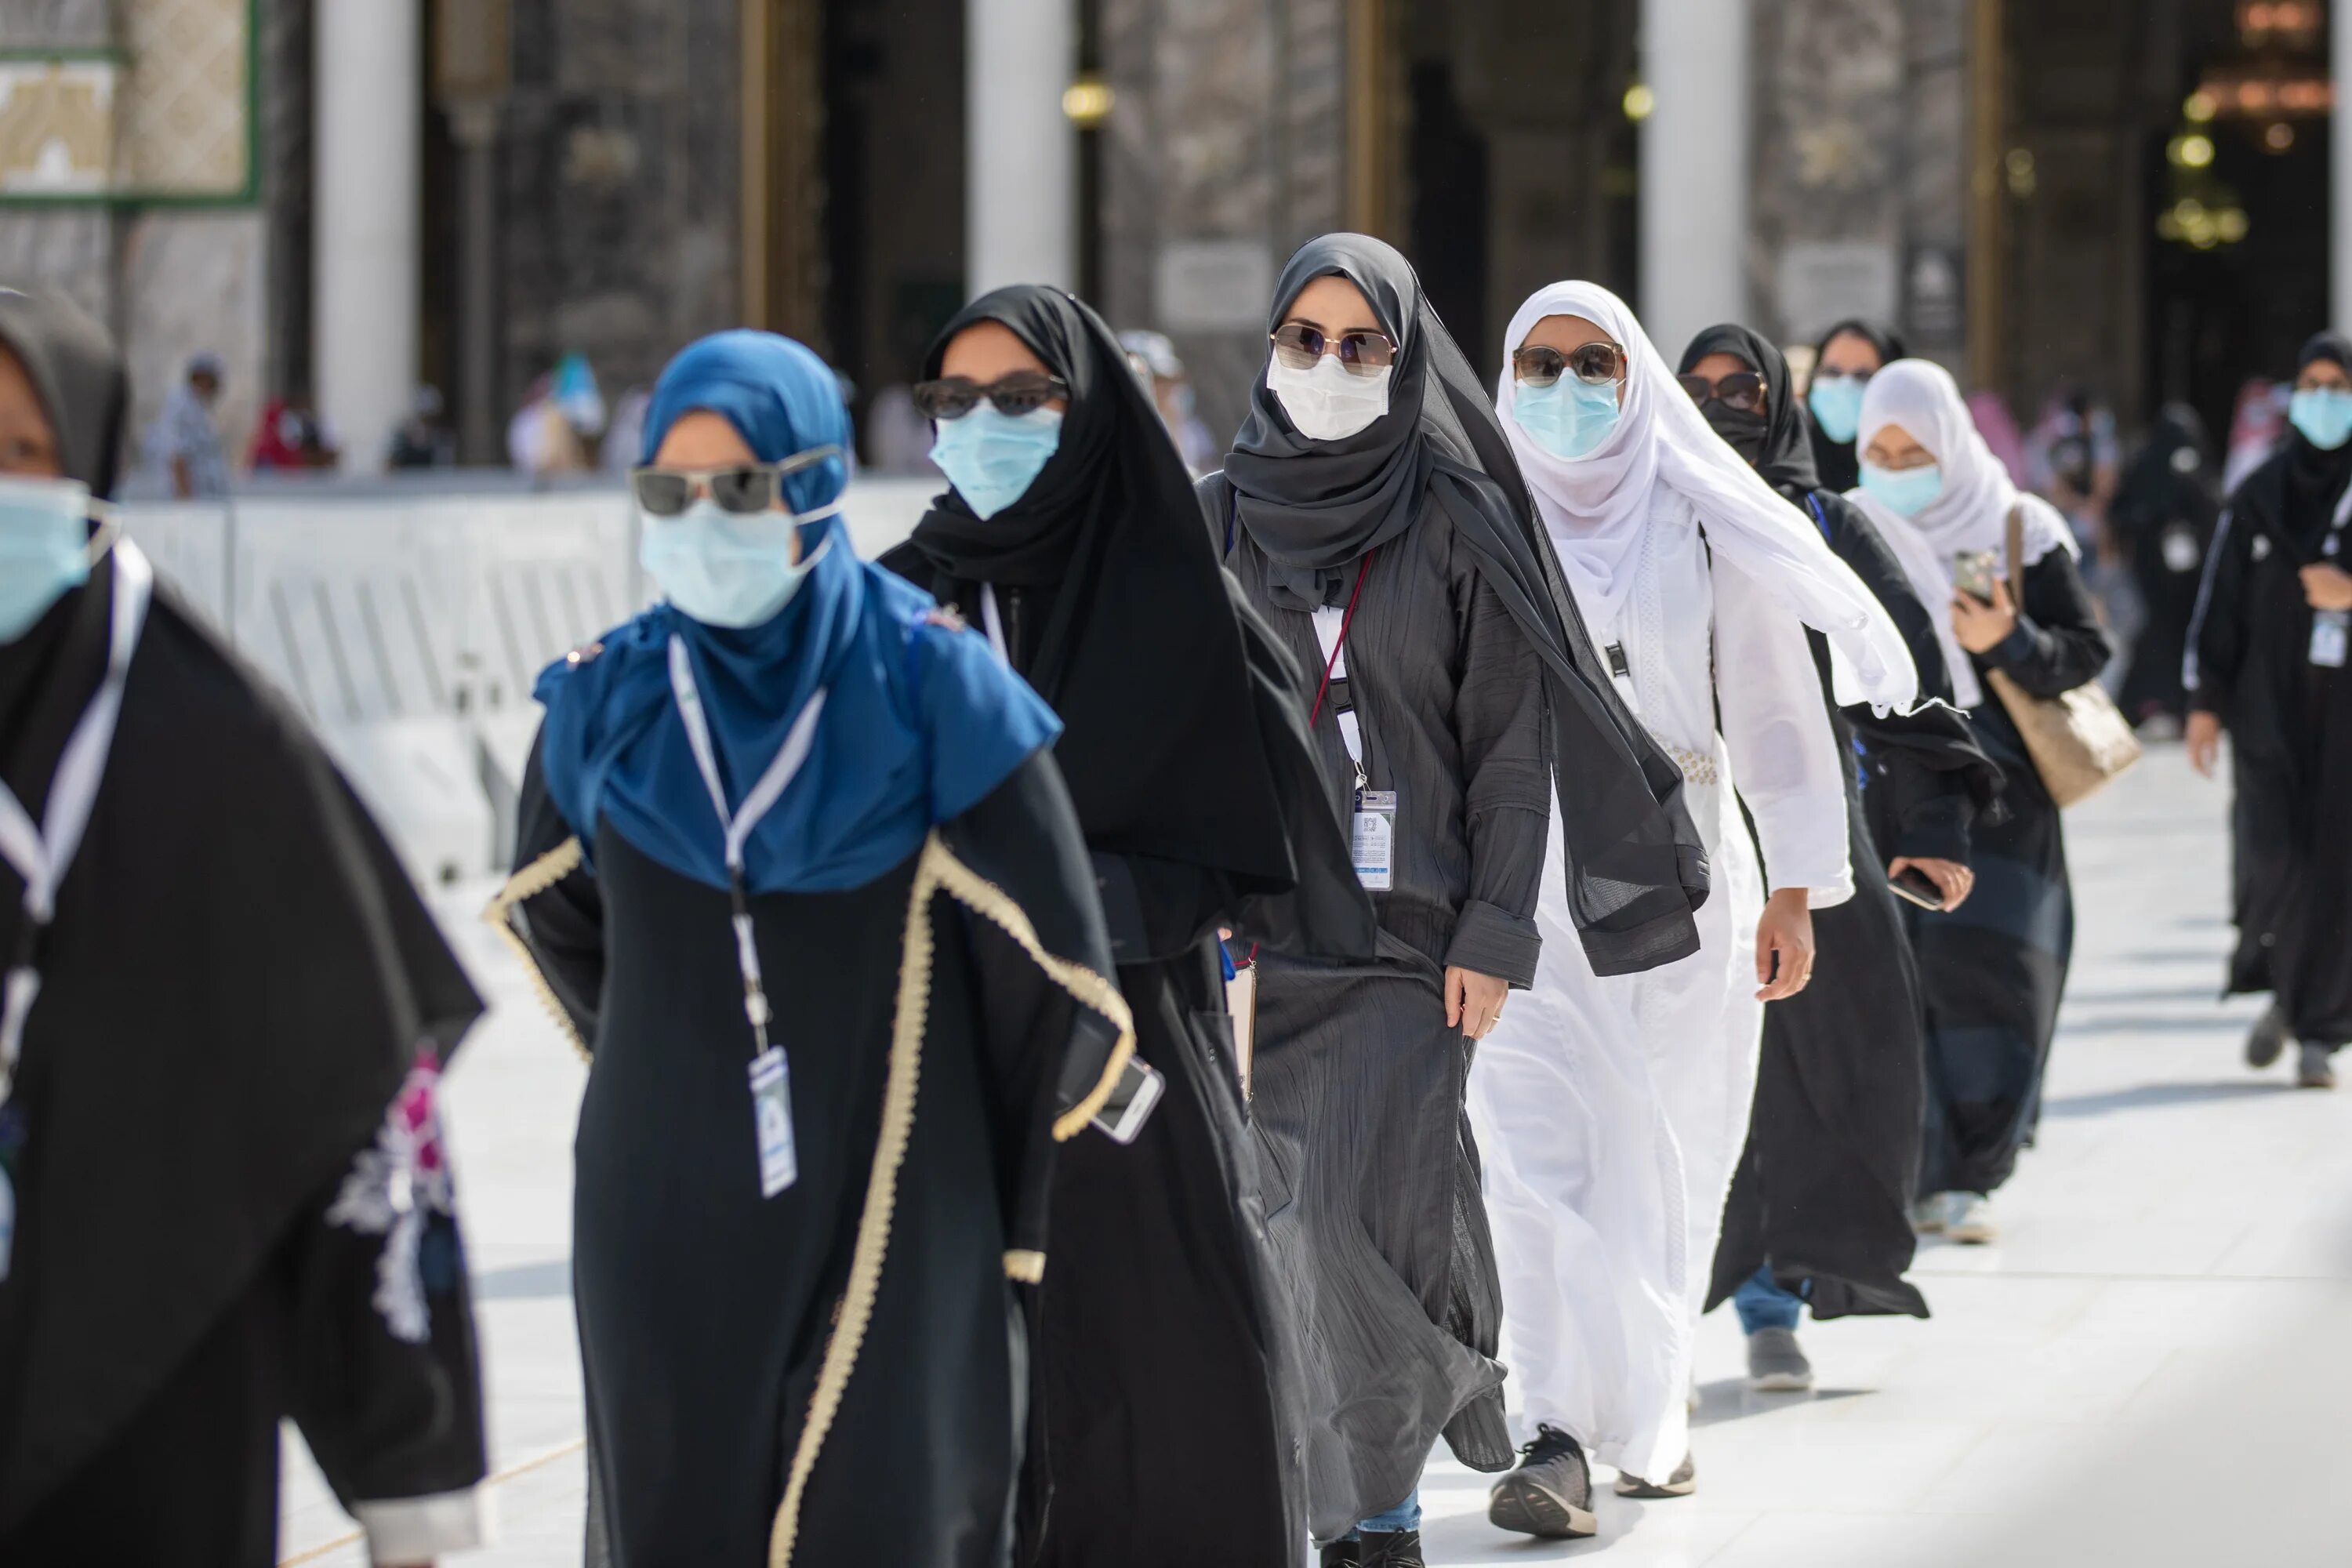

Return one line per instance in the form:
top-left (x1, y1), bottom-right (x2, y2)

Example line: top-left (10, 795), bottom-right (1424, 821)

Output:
top-left (2113, 408), bottom-right (2219, 725)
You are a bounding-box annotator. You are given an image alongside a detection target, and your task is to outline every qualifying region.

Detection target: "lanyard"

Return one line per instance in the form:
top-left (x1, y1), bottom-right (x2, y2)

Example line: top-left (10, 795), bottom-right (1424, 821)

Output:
top-left (980, 583), bottom-right (1009, 662)
top-left (1308, 550), bottom-right (1377, 779)
top-left (666, 635), bottom-right (826, 1056)
top-left (0, 542), bottom-right (154, 1102)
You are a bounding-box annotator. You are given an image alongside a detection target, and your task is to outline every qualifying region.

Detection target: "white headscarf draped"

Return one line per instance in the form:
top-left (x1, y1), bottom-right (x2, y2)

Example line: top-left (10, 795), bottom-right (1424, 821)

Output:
top-left (1845, 358), bottom-right (2079, 710)
top-left (1495, 280), bottom-right (1918, 713)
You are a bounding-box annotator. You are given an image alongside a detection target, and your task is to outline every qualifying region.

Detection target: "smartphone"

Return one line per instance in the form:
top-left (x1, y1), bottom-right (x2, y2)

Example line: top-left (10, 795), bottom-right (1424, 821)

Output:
top-left (1952, 550), bottom-right (2000, 606)
top-left (1090, 1057), bottom-right (1165, 1144)
top-left (1889, 865), bottom-right (1947, 912)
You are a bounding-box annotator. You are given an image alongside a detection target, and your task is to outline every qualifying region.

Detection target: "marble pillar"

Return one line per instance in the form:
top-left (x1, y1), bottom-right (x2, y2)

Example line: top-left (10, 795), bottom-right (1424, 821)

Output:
top-left (314, 0), bottom-right (422, 476)
top-left (968, 0), bottom-right (1076, 294)
top-left (1641, 0), bottom-right (1751, 358)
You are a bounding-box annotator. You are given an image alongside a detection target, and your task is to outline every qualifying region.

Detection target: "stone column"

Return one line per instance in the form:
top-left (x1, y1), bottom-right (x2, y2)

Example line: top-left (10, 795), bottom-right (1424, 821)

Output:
top-left (968, 0), bottom-right (1076, 294)
top-left (2336, 0), bottom-right (2352, 334)
top-left (1639, 0), bottom-right (1751, 354)
top-left (314, 0), bottom-right (423, 476)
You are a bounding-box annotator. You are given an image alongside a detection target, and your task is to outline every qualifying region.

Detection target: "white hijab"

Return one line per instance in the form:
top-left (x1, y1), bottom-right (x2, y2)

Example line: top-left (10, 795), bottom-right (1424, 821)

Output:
top-left (1845, 358), bottom-right (2078, 709)
top-left (1495, 280), bottom-right (1918, 713)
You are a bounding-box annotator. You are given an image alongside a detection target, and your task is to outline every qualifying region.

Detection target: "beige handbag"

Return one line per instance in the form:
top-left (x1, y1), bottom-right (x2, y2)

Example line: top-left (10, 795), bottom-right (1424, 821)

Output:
top-left (1981, 505), bottom-right (2142, 808)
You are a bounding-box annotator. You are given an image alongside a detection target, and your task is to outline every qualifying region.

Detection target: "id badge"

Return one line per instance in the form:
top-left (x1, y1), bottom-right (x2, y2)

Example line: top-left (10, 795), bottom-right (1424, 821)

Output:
top-left (2313, 610), bottom-right (2350, 670)
top-left (749, 1047), bottom-right (797, 1198)
top-left (1353, 788), bottom-right (1396, 891)
top-left (2162, 524), bottom-right (2201, 574)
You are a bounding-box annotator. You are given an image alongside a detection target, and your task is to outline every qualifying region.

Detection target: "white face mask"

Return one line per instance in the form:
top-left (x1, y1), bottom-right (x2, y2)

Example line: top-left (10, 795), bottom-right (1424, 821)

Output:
top-left (1266, 353), bottom-right (1392, 443)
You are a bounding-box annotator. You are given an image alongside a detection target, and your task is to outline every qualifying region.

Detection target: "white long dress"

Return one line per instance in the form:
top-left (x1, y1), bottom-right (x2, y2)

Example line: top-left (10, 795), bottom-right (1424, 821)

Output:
top-left (1468, 499), bottom-right (1852, 1484)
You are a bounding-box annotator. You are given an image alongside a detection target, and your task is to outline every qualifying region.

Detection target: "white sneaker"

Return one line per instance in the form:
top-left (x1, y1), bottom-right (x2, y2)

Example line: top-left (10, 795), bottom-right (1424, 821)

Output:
top-left (1911, 1193), bottom-right (1953, 1235)
top-left (1947, 1192), bottom-right (1998, 1245)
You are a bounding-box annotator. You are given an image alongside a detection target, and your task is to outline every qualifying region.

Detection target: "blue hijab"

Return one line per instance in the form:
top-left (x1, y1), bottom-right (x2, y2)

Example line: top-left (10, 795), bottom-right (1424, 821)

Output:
top-left (535, 330), bottom-right (1058, 893)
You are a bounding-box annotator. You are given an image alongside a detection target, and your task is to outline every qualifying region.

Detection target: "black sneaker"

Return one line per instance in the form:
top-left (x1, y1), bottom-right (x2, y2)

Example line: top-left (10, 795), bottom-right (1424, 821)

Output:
top-left (1319, 1540), bottom-right (1361, 1568)
top-left (1487, 1422), bottom-right (1598, 1538)
top-left (2246, 1002), bottom-right (2292, 1069)
top-left (1357, 1530), bottom-right (1425, 1568)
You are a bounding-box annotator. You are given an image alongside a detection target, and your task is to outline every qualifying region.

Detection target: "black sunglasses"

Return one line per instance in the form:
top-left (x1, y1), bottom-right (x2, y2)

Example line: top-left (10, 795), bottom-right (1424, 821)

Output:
top-left (1512, 342), bottom-right (1627, 389)
top-left (1270, 321), bottom-right (1398, 376)
top-left (912, 372), bottom-right (1069, 420)
top-left (1677, 370), bottom-right (1769, 415)
top-left (631, 445), bottom-right (840, 518)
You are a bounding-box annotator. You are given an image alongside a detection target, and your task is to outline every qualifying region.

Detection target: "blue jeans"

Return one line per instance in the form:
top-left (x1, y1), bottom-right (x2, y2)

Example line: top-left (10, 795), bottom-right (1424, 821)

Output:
top-left (1733, 1264), bottom-right (1805, 1334)
top-left (1338, 1490), bottom-right (1421, 1539)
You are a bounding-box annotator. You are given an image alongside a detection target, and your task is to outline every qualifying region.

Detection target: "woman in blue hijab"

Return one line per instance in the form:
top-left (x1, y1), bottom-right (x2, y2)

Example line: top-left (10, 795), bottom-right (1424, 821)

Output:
top-left (488, 330), bottom-right (1132, 1568)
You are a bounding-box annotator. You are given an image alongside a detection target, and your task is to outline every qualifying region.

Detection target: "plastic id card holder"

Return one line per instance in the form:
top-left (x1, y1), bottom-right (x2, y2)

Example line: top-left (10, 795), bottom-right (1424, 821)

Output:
top-left (750, 1047), bottom-right (797, 1197)
top-left (1353, 789), bottom-right (1396, 891)
top-left (2314, 610), bottom-right (2350, 670)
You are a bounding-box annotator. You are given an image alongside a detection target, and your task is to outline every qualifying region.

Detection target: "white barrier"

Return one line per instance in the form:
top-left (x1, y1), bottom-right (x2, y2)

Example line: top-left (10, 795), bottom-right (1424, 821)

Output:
top-left (122, 477), bottom-right (938, 884)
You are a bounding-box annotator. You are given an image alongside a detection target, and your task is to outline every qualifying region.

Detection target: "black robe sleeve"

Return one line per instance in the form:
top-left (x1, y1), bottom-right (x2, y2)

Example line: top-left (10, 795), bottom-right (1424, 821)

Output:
top-left (938, 748), bottom-right (1123, 1267)
top-left (498, 729), bottom-right (606, 1051)
top-left (2187, 503), bottom-right (2256, 721)
top-left (1446, 526), bottom-right (1551, 989)
top-left (281, 1115), bottom-right (489, 1560)
top-left (1978, 546), bottom-right (2114, 699)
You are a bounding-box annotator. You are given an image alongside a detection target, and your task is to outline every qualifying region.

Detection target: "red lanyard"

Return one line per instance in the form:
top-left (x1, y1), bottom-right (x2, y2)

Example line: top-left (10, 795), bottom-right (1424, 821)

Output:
top-left (1308, 549), bottom-right (1377, 727)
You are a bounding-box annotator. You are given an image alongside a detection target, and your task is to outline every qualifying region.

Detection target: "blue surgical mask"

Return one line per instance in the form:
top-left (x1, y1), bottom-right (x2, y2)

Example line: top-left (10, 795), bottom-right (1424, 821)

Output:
top-left (1512, 376), bottom-right (1624, 461)
top-left (0, 476), bottom-right (97, 643)
top-left (1808, 374), bottom-right (1868, 443)
top-left (931, 405), bottom-right (1065, 518)
top-left (2289, 387), bottom-right (2352, 452)
top-left (639, 492), bottom-right (838, 630)
top-left (1859, 461), bottom-right (1944, 517)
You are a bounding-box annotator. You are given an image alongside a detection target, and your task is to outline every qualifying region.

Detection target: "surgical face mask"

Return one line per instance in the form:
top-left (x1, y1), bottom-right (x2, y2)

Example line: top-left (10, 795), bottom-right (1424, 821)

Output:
top-left (1512, 375), bottom-right (1624, 462)
top-left (2289, 386), bottom-right (2352, 452)
top-left (1266, 354), bottom-right (1392, 443)
top-left (1809, 374), bottom-right (1868, 444)
top-left (1859, 460), bottom-right (1944, 517)
top-left (0, 475), bottom-right (99, 643)
top-left (931, 404), bottom-right (1065, 518)
top-left (639, 492), bottom-right (837, 630)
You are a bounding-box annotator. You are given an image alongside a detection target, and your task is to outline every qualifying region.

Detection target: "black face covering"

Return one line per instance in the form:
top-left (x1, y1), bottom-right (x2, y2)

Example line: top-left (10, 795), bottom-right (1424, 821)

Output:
top-left (1679, 323), bottom-right (1820, 500)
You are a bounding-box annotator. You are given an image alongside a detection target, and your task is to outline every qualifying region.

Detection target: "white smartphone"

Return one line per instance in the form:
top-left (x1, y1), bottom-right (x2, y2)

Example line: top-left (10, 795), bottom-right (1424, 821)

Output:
top-left (1090, 1057), bottom-right (1164, 1144)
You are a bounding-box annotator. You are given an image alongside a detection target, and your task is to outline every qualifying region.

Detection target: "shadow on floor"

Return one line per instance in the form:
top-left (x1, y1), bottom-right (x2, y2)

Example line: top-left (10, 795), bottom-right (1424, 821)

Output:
top-left (1690, 1379), bottom-right (1870, 1428)
top-left (2038, 1080), bottom-right (2289, 1119)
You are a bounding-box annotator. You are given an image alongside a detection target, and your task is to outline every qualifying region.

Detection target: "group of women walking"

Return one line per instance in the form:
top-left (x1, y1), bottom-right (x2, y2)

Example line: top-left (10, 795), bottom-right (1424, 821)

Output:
top-left (477, 235), bottom-right (2127, 1568)
top-left (0, 237), bottom-right (2146, 1566)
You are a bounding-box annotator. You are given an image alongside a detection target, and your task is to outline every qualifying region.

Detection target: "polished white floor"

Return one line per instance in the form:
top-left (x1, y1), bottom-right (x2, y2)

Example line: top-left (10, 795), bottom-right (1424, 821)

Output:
top-left (278, 746), bottom-right (2352, 1566)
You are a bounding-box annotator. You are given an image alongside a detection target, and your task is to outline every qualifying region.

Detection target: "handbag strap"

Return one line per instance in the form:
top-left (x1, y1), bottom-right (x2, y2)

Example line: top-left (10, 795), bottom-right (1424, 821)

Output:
top-left (2004, 503), bottom-right (2027, 606)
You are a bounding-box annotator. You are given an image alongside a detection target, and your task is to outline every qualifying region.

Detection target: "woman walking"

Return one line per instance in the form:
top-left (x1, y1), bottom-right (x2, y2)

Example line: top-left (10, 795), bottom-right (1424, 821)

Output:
top-left (2113, 406), bottom-right (2220, 731)
top-left (1805, 318), bottom-right (1908, 494)
top-left (1847, 359), bottom-right (2112, 1240)
top-left (885, 283), bottom-right (1372, 1566)
top-left (492, 330), bottom-right (1132, 1566)
top-left (1470, 284), bottom-right (1913, 1536)
top-left (1677, 325), bottom-right (2000, 1394)
top-left (2187, 332), bottom-right (2352, 1088)
top-left (1203, 237), bottom-right (1711, 1567)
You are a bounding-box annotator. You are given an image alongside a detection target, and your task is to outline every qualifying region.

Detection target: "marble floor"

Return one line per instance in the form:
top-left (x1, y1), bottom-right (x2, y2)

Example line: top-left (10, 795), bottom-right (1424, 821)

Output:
top-left (278, 746), bottom-right (2352, 1566)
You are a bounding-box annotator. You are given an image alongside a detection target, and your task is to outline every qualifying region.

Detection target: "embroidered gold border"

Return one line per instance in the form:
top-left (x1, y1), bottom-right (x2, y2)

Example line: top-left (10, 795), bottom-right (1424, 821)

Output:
top-left (481, 837), bottom-right (591, 1062)
top-left (767, 832), bottom-right (1132, 1568)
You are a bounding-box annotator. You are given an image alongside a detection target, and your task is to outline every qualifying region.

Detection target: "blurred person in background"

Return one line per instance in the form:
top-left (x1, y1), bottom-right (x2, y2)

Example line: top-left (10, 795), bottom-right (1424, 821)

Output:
top-left (1849, 360), bottom-right (2112, 1247)
top-left (1120, 328), bottom-right (1219, 476)
top-left (1677, 324), bottom-right (1998, 1401)
top-left (0, 289), bottom-right (490, 1565)
top-left (388, 386), bottom-right (455, 470)
top-left (2223, 377), bottom-right (2288, 495)
top-left (2187, 332), bottom-right (2352, 1091)
top-left (506, 372), bottom-right (590, 477)
top-left (2111, 405), bottom-right (2219, 733)
top-left (1804, 319), bottom-right (1907, 493)
top-left (2027, 384), bottom-right (2122, 556)
top-left (859, 382), bottom-right (938, 476)
top-left (251, 394), bottom-right (343, 472)
top-left (147, 348), bottom-right (230, 499)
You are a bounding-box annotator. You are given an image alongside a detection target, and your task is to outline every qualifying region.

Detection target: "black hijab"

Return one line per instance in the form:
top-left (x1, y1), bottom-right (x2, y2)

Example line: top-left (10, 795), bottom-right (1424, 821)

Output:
top-left (898, 285), bottom-right (1299, 890)
top-left (1808, 318), bottom-right (1907, 494)
top-left (1220, 235), bottom-right (1711, 971)
top-left (1681, 322), bottom-right (1820, 500)
top-left (0, 289), bottom-right (126, 496)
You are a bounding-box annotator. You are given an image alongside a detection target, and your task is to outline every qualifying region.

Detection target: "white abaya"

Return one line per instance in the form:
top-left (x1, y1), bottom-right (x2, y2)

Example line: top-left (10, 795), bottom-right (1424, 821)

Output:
top-left (1468, 499), bottom-right (1851, 1485)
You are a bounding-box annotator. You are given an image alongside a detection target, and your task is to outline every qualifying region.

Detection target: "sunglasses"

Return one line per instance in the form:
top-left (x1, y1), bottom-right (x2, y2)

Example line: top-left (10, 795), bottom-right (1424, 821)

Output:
top-left (631, 445), bottom-right (840, 518)
top-left (1677, 370), bottom-right (1769, 414)
top-left (1512, 342), bottom-right (1627, 389)
top-left (1270, 321), bottom-right (1398, 376)
top-left (911, 372), bottom-right (1069, 420)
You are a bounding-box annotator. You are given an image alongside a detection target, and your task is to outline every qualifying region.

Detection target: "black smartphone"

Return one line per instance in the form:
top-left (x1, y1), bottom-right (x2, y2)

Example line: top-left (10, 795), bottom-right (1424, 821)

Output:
top-left (1889, 865), bottom-right (1946, 911)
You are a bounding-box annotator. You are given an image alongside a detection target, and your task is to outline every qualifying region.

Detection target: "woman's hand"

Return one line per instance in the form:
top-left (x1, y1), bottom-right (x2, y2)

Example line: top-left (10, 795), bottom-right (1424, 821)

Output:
top-left (1446, 966), bottom-right (1508, 1041)
top-left (2300, 562), bottom-right (2352, 612)
top-left (1951, 577), bottom-right (2020, 655)
top-left (1888, 855), bottom-right (1974, 911)
top-left (2187, 710), bottom-right (2223, 778)
top-left (1755, 888), bottom-right (1815, 1002)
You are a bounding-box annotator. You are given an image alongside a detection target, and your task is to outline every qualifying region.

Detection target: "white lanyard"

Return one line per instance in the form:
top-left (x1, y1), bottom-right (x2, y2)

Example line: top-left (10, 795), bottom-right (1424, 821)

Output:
top-left (0, 542), bottom-right (154, 1102)
top-left (980, 583), bottom-right (1009, 662)
top-left (666, 635), bottom-right (826, 1054)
